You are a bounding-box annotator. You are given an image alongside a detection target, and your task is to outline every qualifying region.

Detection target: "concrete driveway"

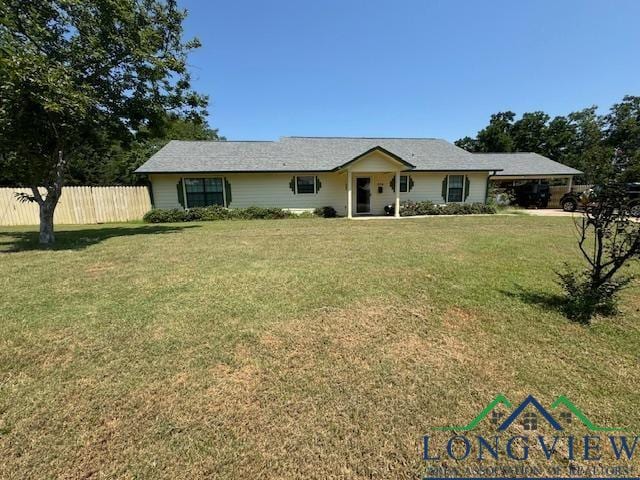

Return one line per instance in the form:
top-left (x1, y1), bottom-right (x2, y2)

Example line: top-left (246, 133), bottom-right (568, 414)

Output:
top-left (525, 208), bottom-right (639, 222)
top-left (524, 208), bottom-right (578, 217)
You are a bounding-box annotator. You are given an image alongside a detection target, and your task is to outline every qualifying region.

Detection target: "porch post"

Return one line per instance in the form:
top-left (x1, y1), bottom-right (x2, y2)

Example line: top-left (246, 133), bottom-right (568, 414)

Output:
top-left (394, 171), bottom-right (400, 218)
top-left (347, 169), bottom-right (353, 219)
top-left (567, 176), bottom-right (573, 192)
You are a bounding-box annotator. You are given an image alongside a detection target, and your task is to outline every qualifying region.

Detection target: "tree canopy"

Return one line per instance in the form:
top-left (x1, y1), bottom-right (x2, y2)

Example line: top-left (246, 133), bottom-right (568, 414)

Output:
top-left (0, 0), bottom-right (210, 243)
top-left (456, 95), bottom-right (640, 184)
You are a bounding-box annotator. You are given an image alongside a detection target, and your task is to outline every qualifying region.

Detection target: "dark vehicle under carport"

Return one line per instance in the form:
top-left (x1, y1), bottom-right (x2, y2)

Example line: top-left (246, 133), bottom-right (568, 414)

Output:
top-left (478, 152), bottom-right (582, 209)
top-left (511, 182), bottom-right (550, 208)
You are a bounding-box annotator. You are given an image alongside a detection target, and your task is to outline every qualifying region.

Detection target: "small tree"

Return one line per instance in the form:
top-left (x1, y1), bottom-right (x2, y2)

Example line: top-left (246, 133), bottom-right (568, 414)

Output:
top-left (559, 154), bottom-right (640, 322)
top-left (0, 0), bottom-right (207, 244)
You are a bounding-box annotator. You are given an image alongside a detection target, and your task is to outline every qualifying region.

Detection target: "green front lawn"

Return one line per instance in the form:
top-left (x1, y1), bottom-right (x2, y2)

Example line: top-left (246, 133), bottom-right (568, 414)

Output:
top-left (1, 217), bottom-right (638, 478)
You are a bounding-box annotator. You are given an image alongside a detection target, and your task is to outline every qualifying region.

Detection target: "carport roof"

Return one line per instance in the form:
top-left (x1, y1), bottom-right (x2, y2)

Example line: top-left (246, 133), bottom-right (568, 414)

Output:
top-left (476, 152), bottom-right (582, 177)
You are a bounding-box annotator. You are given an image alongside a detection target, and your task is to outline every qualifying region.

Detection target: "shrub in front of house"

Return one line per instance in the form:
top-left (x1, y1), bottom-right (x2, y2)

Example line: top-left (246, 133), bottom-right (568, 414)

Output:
top-left (314, 206), bottom-right (337, 218)
top-left (440, 203), bottom-right (496, 215)
top-left (400, 201), bottom-right (438, 216)
top-left (143, 205), bottom-right (296, 223)
top-left (143, 208), bottom-right (188, 223)
top-left (400, 201), bottom-right (496, 216)
top-left (235, 206), bottom-right (294, 220)
top-left (185, 205), bottom-right (235, 221)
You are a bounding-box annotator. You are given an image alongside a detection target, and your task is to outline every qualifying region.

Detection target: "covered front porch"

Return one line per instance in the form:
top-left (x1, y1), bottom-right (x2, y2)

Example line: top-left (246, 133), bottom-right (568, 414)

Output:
top-left (339, 147), bottom-right (414, 219)
top-left (346, 170), bottom-right (403, 218)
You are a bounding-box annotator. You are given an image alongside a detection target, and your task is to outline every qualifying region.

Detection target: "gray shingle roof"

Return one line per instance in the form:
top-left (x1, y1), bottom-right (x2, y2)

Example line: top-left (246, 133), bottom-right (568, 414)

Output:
top-left (135, 137), bottom-right (582, 176)
top-left (474, 153), bottom-right (582, 177)
top-left (135, 137), bottom-right (503, 173)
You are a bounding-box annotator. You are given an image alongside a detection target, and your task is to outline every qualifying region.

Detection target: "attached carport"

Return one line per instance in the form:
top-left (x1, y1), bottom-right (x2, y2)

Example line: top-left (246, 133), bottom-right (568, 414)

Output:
top-left (473, 153), bottom-right (583, 207)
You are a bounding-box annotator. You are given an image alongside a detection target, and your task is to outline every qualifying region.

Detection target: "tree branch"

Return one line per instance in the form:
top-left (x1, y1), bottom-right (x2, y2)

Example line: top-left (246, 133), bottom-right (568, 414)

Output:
top-left (29, 186), bottom-right (44, 206)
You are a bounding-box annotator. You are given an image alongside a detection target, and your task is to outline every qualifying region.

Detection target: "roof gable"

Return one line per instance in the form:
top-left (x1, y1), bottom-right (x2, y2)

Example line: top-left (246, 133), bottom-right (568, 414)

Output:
top-left (337, 146), bottom-right (415, 171)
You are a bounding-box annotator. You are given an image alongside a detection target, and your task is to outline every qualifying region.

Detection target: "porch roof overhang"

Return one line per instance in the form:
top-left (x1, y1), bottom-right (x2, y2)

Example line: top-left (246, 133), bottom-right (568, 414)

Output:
top-left (333, 146), bottom-right (416, 171)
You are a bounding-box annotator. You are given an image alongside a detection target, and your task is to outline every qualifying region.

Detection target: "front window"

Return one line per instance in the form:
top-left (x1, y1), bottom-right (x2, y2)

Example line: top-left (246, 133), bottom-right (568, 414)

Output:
top-left (296, 175), bottom-right (316, 194)
top-left (184, 178), bottom-right (224, 207)
top-left (400, 175), bottom-right (408, 193)
top-left (447, 175), bottom-right (464, 202)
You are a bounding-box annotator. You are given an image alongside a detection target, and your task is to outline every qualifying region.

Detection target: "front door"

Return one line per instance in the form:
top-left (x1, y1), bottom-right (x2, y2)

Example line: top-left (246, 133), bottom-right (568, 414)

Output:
top-left (356, 177), bottom-right (371, 214)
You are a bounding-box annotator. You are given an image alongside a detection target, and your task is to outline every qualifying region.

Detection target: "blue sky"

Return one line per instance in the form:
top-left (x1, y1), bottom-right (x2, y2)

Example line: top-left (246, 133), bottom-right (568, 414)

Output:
top-left (181, 0), bottom-right (640, 141)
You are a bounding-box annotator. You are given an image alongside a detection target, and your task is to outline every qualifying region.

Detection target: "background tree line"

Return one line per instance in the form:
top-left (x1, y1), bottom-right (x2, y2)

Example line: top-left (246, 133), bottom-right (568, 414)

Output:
top-left (456, 95), bottom-right (640, 184)
top-left (0, 113), bottom-right (223, 187)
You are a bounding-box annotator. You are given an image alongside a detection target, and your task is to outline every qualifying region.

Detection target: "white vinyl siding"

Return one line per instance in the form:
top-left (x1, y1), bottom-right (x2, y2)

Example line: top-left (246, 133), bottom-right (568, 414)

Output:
top-left (225, 173), bottom-right (345, 213)
top-left (369, 172), bottom-right (488, 214)
top-left (149, 171), bottom-right (489, 216)
top-left (149, 174), bottom-right (183, 209)
top-left (150, 173), bottom-right (347, 215)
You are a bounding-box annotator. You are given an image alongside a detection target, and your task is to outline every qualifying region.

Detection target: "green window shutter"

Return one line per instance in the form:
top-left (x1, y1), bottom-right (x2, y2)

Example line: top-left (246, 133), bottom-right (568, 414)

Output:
top-left (485, 177), bottom-right (491, 204)
top-left (408, 176), bottom-right (414, 192)
top-left (289, 176), bottom-right (296, 194)
top-left (389, 178), bottom-right (395, 192)
top-left (224, 178), bottom-right (232, 206)
top-left (177, 179), bottom-right (185, 208)
top-left (315, 176), bottom-right (322, 193)
top-left (464, 176), bottom-right (470, 201)
top-left (441, 176), bottom-right (448, 202)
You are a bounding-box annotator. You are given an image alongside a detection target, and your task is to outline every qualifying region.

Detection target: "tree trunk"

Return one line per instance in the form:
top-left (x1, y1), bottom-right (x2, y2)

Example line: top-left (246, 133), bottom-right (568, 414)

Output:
top-left (39, 200), bottom-right (56, 245)
top-left (35, 150), bottom-right (66, 246)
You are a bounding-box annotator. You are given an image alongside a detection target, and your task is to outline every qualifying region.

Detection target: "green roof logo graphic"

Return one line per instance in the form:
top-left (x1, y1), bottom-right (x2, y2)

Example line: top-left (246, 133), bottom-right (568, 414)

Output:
top-left (435, 394), bottom-right (627, 432)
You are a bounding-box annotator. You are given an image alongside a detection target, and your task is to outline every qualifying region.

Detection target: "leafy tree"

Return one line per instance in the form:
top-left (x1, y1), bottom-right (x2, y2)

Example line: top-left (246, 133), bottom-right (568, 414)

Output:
top-left (454, 136), bottom-right (478, 152)
top-left (511, 111), bottom-right (549, 153)
top-left (475, 112), bottom-right (516, 152)
top-left (0, 0), bottom-right (207, 244)
top-left (103, 114), bottom-right (224, 185)
top-left (543, 115), bottom-right (577, 165)
top-left (603, 95), bottom-right (640, 183)
top-left (558, 155), bottom-right (639, 323)
top-left (456, 98), bottom-right (640, 184)
top-left (456, 112), bottom-right (516, 153)
top-left (0, 113), bottom-right (222, 187)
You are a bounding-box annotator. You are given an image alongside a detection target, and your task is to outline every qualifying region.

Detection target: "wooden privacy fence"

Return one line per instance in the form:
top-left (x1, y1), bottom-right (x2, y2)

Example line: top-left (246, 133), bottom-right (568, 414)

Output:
top-left (548, 184), bottom-right (592, 208)
top-left (0, 186), bottom-right (152, 226)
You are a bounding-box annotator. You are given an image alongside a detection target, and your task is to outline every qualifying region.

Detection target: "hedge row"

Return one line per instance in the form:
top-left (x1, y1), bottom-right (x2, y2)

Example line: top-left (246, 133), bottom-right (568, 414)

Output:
top-left (143, 202), bottom-right (493, 223)
top-left (143, 205), bottom-right (337, 223)
top-left (400, 201), bottom-right (496, 216)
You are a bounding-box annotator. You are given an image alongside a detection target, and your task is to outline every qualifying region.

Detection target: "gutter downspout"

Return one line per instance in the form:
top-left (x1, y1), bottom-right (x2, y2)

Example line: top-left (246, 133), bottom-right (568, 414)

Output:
top-left (485, 171), bottom-right (497, 204)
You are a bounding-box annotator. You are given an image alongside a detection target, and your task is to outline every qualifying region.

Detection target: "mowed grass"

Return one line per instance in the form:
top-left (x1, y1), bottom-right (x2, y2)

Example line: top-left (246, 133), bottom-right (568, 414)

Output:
top-left (0, 216), bottom-right (639, 478)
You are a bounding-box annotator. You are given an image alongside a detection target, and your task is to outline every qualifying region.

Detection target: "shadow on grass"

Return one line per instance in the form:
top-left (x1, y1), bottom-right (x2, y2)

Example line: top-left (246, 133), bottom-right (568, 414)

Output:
top-left (0, 224), bottom-right (198, 253)
top-left (500, 285), bottom-right (567, 316)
